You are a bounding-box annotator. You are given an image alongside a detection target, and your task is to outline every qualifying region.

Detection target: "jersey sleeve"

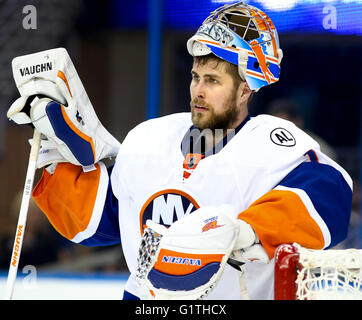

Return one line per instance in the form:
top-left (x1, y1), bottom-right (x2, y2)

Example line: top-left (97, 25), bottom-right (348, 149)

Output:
top-left (238, 149), bottom-right (353, 259)
top-left (32, 162), bottom-right (120, 246)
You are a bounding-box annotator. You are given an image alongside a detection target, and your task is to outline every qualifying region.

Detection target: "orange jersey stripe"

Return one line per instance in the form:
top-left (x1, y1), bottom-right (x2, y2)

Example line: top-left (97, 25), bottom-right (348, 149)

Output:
top-left (32, 163), bottom-right (101, 240)
top-left (239, 189), bottom-right (325, 259)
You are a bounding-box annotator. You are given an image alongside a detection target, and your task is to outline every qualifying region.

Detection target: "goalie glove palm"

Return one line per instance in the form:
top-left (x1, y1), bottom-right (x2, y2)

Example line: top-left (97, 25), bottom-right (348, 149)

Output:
top-left (135, 205), bottom-right (256, 300)
top-left (7, 48), bottom-right (120, 167)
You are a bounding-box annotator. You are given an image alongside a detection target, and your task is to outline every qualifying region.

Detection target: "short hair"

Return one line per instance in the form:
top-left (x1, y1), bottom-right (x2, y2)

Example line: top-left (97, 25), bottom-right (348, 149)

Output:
top-left (193, 53), bottom-right (242, 88)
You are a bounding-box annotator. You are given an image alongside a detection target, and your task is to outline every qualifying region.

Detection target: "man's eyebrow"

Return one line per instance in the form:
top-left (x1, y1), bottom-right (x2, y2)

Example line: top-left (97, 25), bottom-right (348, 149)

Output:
top-left (191, 70), bottom-right (221, 78)
top-left (204, 73), bottom-right (221, 79)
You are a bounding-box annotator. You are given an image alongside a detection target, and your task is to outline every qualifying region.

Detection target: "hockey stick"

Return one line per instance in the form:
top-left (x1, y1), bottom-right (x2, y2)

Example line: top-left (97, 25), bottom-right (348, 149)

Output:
top-left (4, 128), bottom-right (41, 300)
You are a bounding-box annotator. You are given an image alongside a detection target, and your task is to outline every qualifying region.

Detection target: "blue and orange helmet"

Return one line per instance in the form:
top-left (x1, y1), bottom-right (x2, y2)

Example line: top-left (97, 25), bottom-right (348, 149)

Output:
top-left (187, 1), bottom-right (283, 91)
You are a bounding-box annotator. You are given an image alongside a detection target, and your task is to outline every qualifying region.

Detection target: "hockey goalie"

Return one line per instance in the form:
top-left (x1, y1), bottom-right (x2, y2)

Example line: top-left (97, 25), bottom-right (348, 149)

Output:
top-left (7, 2), bottom-right (353, 300)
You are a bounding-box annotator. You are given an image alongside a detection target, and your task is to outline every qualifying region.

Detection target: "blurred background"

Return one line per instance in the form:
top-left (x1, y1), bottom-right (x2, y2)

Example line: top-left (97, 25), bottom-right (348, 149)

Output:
top-left (0, 0), bottom-right (360, 299)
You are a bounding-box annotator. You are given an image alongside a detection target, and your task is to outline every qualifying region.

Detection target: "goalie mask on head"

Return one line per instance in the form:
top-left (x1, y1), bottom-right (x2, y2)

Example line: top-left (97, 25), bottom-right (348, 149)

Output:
top-left (187, 1), bottom-right (283, 91)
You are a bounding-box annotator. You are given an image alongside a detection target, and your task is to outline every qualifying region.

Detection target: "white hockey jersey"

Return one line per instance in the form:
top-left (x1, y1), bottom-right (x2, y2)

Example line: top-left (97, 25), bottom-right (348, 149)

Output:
top-left (33, 113), bottom-right (353, 299)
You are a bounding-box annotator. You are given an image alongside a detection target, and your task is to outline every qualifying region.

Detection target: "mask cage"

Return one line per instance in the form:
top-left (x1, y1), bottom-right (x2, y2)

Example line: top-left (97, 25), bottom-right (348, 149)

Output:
top-left (203, 3), bottom-right (279, 53)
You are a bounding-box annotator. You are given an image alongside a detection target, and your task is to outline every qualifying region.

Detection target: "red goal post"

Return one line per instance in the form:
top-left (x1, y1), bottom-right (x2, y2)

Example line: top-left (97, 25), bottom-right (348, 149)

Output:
top-left (274, 243), bottom-right (362, 300)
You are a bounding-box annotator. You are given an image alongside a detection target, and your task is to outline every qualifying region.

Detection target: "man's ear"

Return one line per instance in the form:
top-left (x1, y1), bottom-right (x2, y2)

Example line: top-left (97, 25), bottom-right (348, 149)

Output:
top-left (238, 81), bottom-right (253, 105)
top-left (243, 82), bottom-right (253, 98)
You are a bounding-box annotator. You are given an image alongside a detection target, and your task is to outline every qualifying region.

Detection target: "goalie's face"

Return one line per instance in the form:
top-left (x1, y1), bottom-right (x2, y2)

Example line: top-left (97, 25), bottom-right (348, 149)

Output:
top-left (189, 58), bottom-right (249, 131)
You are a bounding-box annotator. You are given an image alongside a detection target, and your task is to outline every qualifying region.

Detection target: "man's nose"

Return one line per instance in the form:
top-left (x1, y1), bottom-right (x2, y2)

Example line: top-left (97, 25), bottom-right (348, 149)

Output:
top-left (195, 82), bottom-right (206, 99)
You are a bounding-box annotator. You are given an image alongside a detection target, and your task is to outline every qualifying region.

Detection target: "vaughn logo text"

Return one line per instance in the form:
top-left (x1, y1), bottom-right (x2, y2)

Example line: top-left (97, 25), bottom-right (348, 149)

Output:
top-left (19, 62), bottom-right (52, 76)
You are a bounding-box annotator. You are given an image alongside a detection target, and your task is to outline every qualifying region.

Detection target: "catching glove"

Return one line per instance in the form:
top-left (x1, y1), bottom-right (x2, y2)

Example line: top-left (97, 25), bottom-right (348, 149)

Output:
top-left (135, 205), bottom-right (263, 300)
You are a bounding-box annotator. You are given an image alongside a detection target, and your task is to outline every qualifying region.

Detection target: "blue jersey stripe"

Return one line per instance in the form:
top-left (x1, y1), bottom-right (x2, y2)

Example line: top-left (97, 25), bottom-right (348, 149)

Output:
top-left (79, 165), bottom-right (120, 246)
top-left (122, 290), bottom-right (140, 300)
top-left (304, 149), bottom-right (319, 162)
top-left (278, 162), bottom-right (352, 248)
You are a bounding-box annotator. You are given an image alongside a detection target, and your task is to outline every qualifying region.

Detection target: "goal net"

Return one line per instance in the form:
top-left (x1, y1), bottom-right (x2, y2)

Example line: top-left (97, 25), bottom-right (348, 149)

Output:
top-left (274, 243), bottom-right (362, 300)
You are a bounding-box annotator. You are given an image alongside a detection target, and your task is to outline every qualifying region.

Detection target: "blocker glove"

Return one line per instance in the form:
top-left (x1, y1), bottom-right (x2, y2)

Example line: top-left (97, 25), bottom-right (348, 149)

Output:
top-left (7, 48), bottom-right (120, 168)
top-left (135, 204), bottom-right (269, 300)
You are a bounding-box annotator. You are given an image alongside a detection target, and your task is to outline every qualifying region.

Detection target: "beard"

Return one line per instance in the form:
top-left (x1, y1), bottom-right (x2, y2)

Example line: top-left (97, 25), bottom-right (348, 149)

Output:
top-left (190, 89), bottom-right (239, 131)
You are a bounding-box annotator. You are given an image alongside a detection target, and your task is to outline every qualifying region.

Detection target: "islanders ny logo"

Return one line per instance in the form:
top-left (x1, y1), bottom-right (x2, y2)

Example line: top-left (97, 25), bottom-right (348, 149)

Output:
top-left (202, 216), bottom-right (224, 232)
top-left (139, 189), bottom-right (200, 234)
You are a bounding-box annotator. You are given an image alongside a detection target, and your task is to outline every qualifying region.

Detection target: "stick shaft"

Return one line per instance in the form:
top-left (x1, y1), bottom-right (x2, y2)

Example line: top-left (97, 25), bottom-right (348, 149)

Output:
top-left (4, 129), bottom-right (41, 300)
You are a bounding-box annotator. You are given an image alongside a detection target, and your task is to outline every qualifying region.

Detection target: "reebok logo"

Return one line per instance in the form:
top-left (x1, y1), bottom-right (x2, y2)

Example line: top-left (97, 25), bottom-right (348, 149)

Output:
top-left (19, 62), bottom-right (52, 76)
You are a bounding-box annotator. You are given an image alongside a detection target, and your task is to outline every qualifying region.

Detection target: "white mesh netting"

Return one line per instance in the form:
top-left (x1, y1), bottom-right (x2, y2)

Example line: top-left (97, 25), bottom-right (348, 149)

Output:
top-left (294, 244), bottom-right (362, 300)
